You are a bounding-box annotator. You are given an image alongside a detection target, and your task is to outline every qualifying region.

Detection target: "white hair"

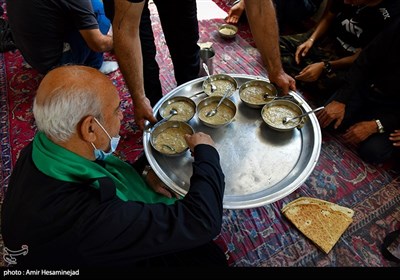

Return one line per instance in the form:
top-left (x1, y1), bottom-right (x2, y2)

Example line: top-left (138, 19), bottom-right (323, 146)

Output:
top-left (33, 85), bottom-right (103, 142)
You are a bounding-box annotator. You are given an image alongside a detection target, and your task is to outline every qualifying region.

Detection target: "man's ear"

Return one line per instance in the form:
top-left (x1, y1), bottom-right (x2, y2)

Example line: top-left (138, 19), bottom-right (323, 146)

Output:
top-left (80, 116), bottom-right (97, 142)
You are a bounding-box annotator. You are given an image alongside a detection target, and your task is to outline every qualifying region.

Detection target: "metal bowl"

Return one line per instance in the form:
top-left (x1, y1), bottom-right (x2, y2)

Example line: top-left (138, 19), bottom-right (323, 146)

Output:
top-left (261, 100), bottom-right (303, 131)
top-left (149, 121), bottom-right (194, 156)
top-left (197, 96), bottom-right (237, 128)
top-left (218, 24), bottom-right (238, 39)
top-left (159, 96), bottom-right (196, 122)
top-left (239, 80), bottom-right (278, 108)
top-left (202, 74), bottom-right (238, 97)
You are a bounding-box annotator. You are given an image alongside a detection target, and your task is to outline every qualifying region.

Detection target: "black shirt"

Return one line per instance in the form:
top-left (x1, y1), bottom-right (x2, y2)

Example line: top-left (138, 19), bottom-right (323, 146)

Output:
top-left (330, 0), bottom-right (400, 52)
top-left (6, 0), bottom-right (99, 73)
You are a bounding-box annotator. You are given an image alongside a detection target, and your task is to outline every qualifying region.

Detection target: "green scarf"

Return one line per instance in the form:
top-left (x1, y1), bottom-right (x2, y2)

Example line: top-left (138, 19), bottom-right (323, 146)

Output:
top-left (32, 132), bottom-right (176, 205)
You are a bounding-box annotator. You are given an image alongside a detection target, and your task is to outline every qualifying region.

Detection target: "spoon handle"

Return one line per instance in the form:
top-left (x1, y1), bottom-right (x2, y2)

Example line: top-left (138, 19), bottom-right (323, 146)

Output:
top-left (203, 63), bottom-right (210, 76)
top-left (216, 89), bottom-right (231, 108)
top-left (296, 106), bottom-right (324, 119)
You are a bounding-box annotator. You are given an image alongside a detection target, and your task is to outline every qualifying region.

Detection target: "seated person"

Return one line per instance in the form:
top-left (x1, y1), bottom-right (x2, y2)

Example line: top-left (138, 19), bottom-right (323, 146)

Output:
top-left (316, 17), bottom-right (400, 164)
top-left (280, 0), bottom-right (400, 103)
top-left (226, 0), bottom-right (323, 30)
top-left (6, 0), bottom-right (117, 74)
top-left (1, 65), bottom-right (227, 267)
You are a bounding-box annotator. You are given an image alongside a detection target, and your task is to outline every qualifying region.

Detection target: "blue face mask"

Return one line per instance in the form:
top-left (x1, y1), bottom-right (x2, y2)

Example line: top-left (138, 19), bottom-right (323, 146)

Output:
top-left (91, 118), bottom-right (121, 160)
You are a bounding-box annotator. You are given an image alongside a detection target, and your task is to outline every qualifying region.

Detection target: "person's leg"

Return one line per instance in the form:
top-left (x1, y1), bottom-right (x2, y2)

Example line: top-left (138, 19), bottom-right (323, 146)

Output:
top-left (279, 32), bottom-right (314, 77)
top-left (154, 0), bottom-right (200, 86)
top-left (140, 0), bottom-right (163, 106)
top-left (358, 133), bottom-right (394, 164)
top-left (59, 0), bottom-right (110, 69)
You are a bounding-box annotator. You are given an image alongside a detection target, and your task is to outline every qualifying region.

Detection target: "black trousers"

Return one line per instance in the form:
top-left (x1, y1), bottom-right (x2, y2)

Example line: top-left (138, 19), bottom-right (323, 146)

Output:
top-left (142, 0), bottom-right (200, 106)
top-left (104, 0), bottom-right (200, 106)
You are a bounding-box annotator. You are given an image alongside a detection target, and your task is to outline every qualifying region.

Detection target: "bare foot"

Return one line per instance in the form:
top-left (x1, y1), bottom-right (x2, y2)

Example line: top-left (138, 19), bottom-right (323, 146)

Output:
top-left (225, 0), bottom-right (245, 24)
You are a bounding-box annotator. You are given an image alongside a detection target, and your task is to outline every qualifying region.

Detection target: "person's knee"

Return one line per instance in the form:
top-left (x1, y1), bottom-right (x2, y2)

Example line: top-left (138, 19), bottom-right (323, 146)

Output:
top-left (358, 135), bottom-right (393, 164)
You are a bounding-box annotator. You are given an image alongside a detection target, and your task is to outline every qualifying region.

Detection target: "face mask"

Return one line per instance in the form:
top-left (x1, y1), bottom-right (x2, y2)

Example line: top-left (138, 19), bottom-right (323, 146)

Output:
top-left (91, 118), bottom-right (121, 160)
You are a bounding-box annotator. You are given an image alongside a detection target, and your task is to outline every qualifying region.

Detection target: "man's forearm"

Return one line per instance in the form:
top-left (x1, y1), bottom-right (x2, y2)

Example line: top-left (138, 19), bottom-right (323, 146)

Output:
top-left (113, 1), bottom-right (146, 102)
top-left (243, 0), bottom-right (283, 76)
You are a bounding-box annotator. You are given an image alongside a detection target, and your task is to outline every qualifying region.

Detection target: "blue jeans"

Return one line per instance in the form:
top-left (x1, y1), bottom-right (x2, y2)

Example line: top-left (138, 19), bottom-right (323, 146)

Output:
top-left (59, 0), bottom-right (110, 69)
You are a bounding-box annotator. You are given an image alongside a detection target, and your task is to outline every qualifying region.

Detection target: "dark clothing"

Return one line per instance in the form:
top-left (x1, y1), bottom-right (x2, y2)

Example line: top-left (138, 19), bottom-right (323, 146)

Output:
top-left (328, 17), bottom-right (400, 163)
top-left (105, 0), bottom-right (200, 106)
top-left (330, 0), bottom-right (400, 52)
top-left (280, 0), bottom-right (400, 101)
top-left (6, 0), bottom-right (102, 74)
top-left (1, 143), bottom-right (226, 267)
top-left (274, 0), bottom-right (322, 29)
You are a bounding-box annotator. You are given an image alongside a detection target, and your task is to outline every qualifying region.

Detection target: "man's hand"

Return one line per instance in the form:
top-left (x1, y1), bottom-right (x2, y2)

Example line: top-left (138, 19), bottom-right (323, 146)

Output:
top-left (343, 121), bottom-right (377, 145)
top-left (389, 130), bottom-right (400, 147)
top-left (316, 101), bottom-right (346, 129)
top-left (145, 169), bottom-right (180, 199)
top-left (184, 132), bottom-right (215, 154)
top-left (133, 97), bottom-right (157, 130)
top-left (294, 39), bottom-right (314, 64)
top-left (268, 70), bottom-right (296, 95)
top-left (295, 62), bottom-right (324, 82)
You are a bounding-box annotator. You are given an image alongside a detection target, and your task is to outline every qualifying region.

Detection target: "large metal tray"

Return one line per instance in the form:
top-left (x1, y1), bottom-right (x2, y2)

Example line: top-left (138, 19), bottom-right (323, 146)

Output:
top-left (143, 74), bottom-right (321, 209)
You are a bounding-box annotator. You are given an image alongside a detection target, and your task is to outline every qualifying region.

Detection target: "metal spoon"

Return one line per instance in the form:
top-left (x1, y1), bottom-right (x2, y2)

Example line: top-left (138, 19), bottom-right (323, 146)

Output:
top-left (263, 94), bottom-right (294, 102)
top-left (163, 109), bottom-right (178, 121)
top-left (149, 109), bottom-right (177, 130)
top-left (282, 106), bottom-right (324, 124)
top-left (202, 63), bottom-right (217, 93)
top-left (206, 89), bottom-right (231, 117)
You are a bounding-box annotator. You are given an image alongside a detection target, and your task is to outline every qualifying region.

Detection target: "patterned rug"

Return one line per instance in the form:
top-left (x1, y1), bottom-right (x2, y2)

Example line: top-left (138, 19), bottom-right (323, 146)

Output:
top-left (1, 1), bottom-right (400, 268)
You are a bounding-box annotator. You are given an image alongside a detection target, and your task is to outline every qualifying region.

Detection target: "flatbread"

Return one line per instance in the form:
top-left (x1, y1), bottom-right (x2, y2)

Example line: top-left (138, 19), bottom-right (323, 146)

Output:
top-left (281, 197), bottom-right (354, 254)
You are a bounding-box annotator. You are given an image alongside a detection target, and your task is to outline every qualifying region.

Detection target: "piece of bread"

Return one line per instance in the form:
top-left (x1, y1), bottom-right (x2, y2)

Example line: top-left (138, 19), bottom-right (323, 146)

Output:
top-left (281, 197), bottom-right (354, 254)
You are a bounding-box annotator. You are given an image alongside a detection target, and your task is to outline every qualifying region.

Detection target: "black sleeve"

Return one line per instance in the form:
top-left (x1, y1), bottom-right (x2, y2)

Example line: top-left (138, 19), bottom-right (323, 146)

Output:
top-left (78, 144), bottom-right (225, 265)
top-left (65, 0), bottom-right (99, 30)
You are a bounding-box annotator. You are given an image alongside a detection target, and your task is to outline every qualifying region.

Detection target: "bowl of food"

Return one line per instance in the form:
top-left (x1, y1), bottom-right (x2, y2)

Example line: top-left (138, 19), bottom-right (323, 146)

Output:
top-left (202, 73), bottom-right (238, 97)
top-left (149, 121), bottom-right (194, 156)
top-left (261, 100), bottom-right (303, 131)
top-left (218, 24), bottom-right (238, 39)
top-left (159, 96), bottom-right (196, 122)
top-left (197, 96), bottom-right (237, 128)
top-left (239, 80), bottom-right (278, 108)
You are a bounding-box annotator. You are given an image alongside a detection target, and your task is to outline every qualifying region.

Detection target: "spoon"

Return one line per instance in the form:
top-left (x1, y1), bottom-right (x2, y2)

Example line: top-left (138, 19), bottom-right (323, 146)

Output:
top-left (263, 94), bottom-right (294, 102)
top-left (151, 109), bottom-right (178, 129)
top-left (206, 89), bottom-right (231, 117)
top-left (202, 63), bottom-right (217, 93)
top-left (163, 109), bottom-right (178, 121)
top-left (282, 106), bottom-right (324, 124)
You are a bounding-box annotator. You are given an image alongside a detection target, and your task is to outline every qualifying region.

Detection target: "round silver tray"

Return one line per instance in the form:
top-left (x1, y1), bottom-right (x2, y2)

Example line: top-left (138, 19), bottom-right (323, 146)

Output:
top-left (143, 74), bottom-right (321, 209)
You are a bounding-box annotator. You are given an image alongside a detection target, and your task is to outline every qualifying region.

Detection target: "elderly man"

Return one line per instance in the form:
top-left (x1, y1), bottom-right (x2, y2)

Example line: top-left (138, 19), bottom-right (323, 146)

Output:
top-left (1, 65), bottom-right (227, 267)
top-left (113, 0), bottom-right (296, 130)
